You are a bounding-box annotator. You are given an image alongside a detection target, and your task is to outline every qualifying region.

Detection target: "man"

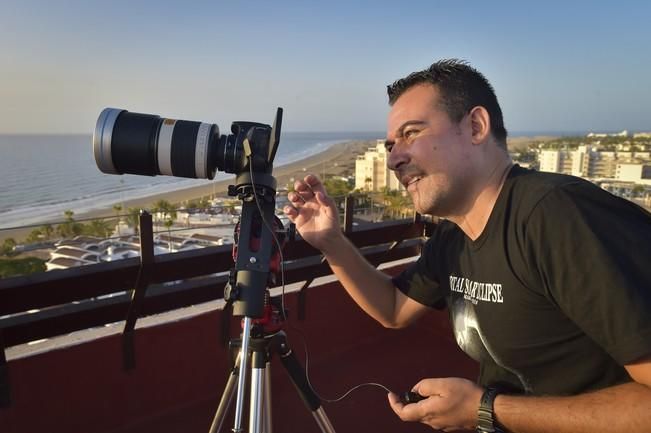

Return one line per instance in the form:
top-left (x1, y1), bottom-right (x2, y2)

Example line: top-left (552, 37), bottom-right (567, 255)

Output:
top-left (283, 59), bottom-right (651, 432)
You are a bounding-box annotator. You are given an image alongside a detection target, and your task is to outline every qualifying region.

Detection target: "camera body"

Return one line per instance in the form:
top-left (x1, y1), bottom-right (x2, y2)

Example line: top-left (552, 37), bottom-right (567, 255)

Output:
top-left (93, 108), bottom-right (282, 179)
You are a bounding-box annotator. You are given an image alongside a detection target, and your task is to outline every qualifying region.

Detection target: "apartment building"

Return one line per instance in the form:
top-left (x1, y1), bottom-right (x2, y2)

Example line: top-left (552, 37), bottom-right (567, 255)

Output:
top-left (539, 145), bottom-right (651, 184)
top-left (354, 140), bottom-right (403, 191)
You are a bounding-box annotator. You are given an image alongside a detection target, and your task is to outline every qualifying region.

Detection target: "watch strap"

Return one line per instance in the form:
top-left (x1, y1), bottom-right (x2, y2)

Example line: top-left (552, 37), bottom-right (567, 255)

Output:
top-left (477, 386), bottom-right (503, 433)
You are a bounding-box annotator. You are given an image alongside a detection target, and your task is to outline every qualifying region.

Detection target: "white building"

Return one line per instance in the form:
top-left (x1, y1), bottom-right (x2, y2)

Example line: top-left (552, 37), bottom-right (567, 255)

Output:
top-left (539, 146), bottom-right (638, 180)
top-left (616, 163), bottom-right (651, 185)
top-left (354, 140), bottom-right (402, 191)
top-left (587, 130), bottom-right (629, 138)
top-left (538, 149), bottom-right (562, 173)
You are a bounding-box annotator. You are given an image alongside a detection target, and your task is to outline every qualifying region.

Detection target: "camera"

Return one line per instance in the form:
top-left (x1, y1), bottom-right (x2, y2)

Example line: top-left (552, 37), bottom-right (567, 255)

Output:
top-left (93, 108), bottom-right (282, 179)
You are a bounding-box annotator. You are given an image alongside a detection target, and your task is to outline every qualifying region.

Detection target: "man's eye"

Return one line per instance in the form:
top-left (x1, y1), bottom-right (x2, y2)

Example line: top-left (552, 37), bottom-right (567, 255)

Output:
top-left (384, 141), bottom-right (394, 152)
top-left (404, 129), bottom-right (418, 139)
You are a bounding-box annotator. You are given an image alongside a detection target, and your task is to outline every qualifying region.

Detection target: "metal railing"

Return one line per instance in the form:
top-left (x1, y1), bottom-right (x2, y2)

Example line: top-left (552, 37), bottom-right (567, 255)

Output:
top-left (0, 196), bottom-right (435, 405)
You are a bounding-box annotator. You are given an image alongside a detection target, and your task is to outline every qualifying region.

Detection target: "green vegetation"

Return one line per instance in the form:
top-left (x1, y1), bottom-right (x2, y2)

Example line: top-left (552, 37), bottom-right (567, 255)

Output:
top-left (125, 208), bottom-right (142, 235)
top-left (538, 135), bottom-right (651, 151)
top-left (23, 210), bottom-right (117, 243)
top-left (0, 257), bottom-right (46, 278)
top-left (185, 197), bottom-right (211, 211)
top-left (152, 199), bottom-right (178, 238)
top-left (380, 188), bottom-right (412, 220)
top-left (322, 177), bottom-right (355, 210)
top-left (323, 177), bottom-right (354, 197)
top-left (1, 238), bottom-right (18, 257)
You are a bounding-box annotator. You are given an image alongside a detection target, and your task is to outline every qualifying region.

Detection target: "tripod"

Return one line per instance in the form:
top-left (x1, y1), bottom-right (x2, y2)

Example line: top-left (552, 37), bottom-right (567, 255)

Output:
top-left (209, 299), bottom-right (335, 433)
top-left (209, 169), bottom-right (336, 433)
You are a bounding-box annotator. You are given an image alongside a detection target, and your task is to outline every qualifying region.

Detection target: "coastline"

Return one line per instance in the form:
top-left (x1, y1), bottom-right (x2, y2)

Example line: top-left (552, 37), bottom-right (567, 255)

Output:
top-left (0, 134), bottom-right (560, 244)
top-left (0, 139), bottom-right (374, 243)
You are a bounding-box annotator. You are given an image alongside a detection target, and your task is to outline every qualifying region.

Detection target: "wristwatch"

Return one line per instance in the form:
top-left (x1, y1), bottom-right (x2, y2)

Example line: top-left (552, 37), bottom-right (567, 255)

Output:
top-left (477, 386), bottom-right (504, 433)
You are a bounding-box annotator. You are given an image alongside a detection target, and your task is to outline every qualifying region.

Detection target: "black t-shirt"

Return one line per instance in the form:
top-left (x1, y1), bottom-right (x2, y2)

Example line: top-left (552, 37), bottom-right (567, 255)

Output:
top-left (393, 165), bottom-right (651, 395)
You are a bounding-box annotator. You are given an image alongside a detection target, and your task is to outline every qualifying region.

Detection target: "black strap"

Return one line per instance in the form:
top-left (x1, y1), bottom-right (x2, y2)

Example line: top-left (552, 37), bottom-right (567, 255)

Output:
top-left (477, 386), bottom-right (503, 433)
top-left (122, 211), bottom-right (154, 370)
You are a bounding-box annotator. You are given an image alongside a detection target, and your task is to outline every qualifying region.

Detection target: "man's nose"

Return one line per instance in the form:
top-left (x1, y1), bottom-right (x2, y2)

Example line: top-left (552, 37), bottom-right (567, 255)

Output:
top-left (387, 145), bottom-right (408, 171)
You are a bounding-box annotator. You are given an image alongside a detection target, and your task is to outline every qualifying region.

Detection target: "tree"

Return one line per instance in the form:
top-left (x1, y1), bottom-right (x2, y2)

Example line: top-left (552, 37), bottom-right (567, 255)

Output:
top-left (223, 200), bottom-right (238, 215)
top-left (56, 210), bottom-right (83, 238)
top-left (40, 224), bottom-right (54, 240)
top-left (153, 199), bottom-right (177, 237)
top-left (83, 219), bottom-right (114, 238)
top-left (113, 204), bottom-right (123, 236)
top-left (125, 208), bottom-right (142, 235)
top-left (324, 178), bottom-right (354, 210)
top-left (364, 176), bottom-right (373, 191)
top-left (198, 197), bottom-right (211, 211)
top-left (382, 192), bottom-right (411, 220)
top-left (0, 238), bottom-right (17, 257)
top-left (0, 257), bottom-right (46, 278)
top-left (186, 199), bottom-right (200, 211)
top-left (632, 185), bottom-right (645, 197)
top-left (351, 190), bottom-right (373, 216)
top-left (26, 228), bottom-right (44, 244)
top-left (163, 218), bottom-right (174, 240)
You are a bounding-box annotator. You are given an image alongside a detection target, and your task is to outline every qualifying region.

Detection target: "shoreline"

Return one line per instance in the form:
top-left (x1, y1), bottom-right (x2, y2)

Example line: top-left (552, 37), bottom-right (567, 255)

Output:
top-left (0, 135), bottom-right (560, 244)
top-left (0, 139), bottom-right (374, 243)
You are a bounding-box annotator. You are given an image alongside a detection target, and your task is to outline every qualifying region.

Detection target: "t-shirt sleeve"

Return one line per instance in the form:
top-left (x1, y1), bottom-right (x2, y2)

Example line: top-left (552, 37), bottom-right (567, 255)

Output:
top-left (392, 229), bottom-right (448, 310)
top-left (526, 181), bottom-right (651, 365)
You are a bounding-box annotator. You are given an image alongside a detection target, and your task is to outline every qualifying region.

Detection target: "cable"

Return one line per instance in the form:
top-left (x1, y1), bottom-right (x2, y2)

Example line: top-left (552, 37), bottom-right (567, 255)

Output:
top-left (247, 158), bottom-right (394, 402)
top-left (248, 161), bottom-right (289, 322)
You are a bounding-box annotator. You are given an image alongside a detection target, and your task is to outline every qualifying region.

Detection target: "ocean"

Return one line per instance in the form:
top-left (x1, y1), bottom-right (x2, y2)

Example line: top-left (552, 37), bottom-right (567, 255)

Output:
top-left (0, 132), bottom-right (381, 229)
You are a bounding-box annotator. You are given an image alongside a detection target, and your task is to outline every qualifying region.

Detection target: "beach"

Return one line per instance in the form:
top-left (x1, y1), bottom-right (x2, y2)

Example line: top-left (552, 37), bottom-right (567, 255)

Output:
top-left (0, 139), bottom-right (374, 243)
top-left (0, 135), bottom-right (559, 245)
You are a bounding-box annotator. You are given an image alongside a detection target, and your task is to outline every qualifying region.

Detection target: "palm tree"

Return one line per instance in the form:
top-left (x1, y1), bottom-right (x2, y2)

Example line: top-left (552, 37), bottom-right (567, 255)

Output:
top-left (1, 238), bottom-right (17, 257)
top-left (26, 228), bottom-right (43, 244)
top-left (126, 208), bottom-right (141, 236)
top-left (39, 224), bottom-right (54, 240)
top-left (198, 197), bottom-right (211, 212)
top-left (153, 199), bottom-right (177, 238)
top-left (113, 204), bottom-right (123, 235)
top-left (85, 219), bottom-right (114, 238)
top-left (57, 210), bottom-right (82, 238)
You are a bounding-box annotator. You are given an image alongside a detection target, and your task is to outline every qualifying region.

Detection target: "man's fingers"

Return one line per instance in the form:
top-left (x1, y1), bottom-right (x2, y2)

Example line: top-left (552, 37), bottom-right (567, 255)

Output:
top-left (283, 205), bottom-right (298, 219)
top-left (413, 378), bottom-right (445, 398)
top-left (387, 392), bottom-right (422, 422)
top-left (387, 392), bottom-right (405, 414)
top-left (304, 174), bottom-right (328, 196)
top-left (288, 191), bottom-right (311, 206)
top-left (287, 191), bottom-right (301, 203)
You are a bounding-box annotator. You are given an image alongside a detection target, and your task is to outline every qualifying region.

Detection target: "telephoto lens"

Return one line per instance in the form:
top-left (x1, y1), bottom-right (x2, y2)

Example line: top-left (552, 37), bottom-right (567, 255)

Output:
top-left (93, 108), bottom-right (221, 179)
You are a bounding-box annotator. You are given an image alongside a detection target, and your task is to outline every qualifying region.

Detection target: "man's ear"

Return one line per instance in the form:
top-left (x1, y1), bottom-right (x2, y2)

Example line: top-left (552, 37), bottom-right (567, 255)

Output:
top-left (469, 106), bottom-right (491, 145)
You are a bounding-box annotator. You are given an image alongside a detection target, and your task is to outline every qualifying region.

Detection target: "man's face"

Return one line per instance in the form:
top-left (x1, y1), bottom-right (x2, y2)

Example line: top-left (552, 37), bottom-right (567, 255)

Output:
top-left (386, 84), bottom-right (473, 217)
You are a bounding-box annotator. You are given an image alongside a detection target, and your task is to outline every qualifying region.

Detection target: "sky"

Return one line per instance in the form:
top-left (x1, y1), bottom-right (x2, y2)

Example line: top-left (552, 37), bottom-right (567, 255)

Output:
top-left (1, 0), bottom-right (650, 135)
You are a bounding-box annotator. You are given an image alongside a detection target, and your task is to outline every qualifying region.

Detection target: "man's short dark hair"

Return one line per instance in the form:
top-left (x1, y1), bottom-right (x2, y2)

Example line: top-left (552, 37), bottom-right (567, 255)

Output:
top-left (387, 59), bottom-right (508, 147)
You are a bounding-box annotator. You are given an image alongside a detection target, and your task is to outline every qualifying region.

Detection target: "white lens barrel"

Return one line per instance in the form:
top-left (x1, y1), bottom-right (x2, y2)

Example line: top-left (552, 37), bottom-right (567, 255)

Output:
top-left (157, 119), bottom-right (176, 177)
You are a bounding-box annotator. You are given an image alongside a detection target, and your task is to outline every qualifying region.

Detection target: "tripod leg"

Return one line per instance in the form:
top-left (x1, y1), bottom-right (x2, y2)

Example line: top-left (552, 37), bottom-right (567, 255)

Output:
top-left (275, 333), bottom-right (336, 433)
top-left (250, 349), bottom-right (266, 433)
top-left (209, 352), bottom-right (241, 433)
top-left (233, 317), bottom-right (253, 433)
top-left (263, 363), bottom-right (273, 433)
